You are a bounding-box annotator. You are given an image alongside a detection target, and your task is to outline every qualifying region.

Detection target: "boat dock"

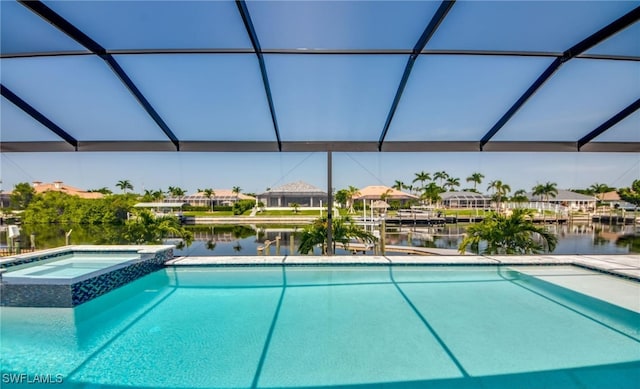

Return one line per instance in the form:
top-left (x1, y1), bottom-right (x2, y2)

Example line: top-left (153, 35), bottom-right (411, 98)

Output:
top-left (592, 215), bottom-right (637, 225)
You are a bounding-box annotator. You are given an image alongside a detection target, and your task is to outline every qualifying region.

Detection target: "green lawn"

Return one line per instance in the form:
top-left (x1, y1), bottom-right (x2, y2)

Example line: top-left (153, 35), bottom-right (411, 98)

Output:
top-left (182, 211), bottom-right (235, 217)
top-left (184, 209), bottom-right (351, 217)
top-left (255, 210), bottom-right (323, 216)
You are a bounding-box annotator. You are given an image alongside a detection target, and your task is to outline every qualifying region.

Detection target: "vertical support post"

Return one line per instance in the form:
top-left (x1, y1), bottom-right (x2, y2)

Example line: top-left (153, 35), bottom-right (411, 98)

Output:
top-left (327, 151), bottom-right (333, 256)
top-left (380, 218), bottom-right (386, 255)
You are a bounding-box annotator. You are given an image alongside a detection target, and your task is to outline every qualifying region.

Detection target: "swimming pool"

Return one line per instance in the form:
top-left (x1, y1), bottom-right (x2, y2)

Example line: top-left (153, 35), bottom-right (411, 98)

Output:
top-left (1, 265), bottom-right (638, 388)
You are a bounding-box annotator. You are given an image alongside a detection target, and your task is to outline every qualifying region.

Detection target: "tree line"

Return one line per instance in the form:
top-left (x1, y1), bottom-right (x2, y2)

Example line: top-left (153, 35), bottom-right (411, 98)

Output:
top-left (335, 170), bottom-right (639, 208)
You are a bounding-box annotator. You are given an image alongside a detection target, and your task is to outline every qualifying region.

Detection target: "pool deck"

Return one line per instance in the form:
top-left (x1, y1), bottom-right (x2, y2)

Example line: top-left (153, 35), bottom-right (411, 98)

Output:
top-left (166, 254), bottom-right (640, 281)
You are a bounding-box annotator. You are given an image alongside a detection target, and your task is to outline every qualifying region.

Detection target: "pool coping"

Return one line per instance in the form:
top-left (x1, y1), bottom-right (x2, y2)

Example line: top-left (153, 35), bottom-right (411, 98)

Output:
top-left (165, 254), bottom-right (640, 281)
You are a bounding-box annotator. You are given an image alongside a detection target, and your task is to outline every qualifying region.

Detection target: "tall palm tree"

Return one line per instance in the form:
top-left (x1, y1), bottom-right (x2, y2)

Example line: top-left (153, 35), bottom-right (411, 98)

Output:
top-left (433, 171), bottom-right (449, 186)
top-left (404, 183), bottom-right (415, 195)
top-left (116, 179), bottom-right (133, 194)
top-left (422, 182), bottom-right (444, 206)
top-left (532, 182), bottom-right (558, 203)
top-left (152, 189), bottom-right (165, 201)
top-left (203, 188), bottom-right (215, 212)
top-left (298, 217), bottom-right (377, 255)
top-left (487, 180), bottom-right (511, 211)
top-left (618, 179), bottom-right (640, 207)
top-left (459, 209), bottom-right (557, 255)
top-left (380, 188), bottom-right (393, 202)
top-left (168, 186), bottom-right (186, 197)
top-left (393, 180), bottom-right (405, 191)
top-left (590, 183), bottom-right (612, 199)
top-left (232, 186), bottom-right (242, 203)
top-left (346, 185), bottom-right (359, 214)
top-left (466, 172), bottom-right (484, 192)
top-left (413, 171), bottom-right (431, 190)
top-left (445, 177), bottom-right (461, 192)
top-left (512, 189), bottom-right (528, 204)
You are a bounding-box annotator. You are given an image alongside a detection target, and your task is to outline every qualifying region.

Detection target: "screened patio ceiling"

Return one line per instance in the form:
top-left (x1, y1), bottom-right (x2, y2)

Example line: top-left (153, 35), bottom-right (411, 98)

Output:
top-left (1, 0), bottom-right (639, 154)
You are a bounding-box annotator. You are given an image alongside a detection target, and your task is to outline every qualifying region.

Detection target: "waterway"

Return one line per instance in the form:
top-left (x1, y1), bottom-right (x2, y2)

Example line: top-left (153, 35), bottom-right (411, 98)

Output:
top-left (4, 222), bottom-right (637, 256)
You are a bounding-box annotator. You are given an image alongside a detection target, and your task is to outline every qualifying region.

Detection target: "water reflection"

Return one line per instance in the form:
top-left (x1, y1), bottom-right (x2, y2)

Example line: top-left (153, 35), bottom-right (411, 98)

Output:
top-left (175, 223), bottom-right (638, 256)
top-left (3, 222), bottom-right (637, 256)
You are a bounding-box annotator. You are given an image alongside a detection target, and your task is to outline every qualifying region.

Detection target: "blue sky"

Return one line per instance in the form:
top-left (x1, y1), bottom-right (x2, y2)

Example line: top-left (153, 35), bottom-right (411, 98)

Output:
top-left (1, 1), bottom-right (639, 195)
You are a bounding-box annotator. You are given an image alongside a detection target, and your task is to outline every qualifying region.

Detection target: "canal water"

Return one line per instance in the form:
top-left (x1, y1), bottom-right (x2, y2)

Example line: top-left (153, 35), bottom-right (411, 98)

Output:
top-left (3, 222), bottom-right (638, 257)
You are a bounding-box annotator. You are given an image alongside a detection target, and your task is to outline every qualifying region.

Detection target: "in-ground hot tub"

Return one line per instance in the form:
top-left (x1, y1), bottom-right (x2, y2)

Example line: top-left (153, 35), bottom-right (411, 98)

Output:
top-left (0, 245), bottom-right (174, 307)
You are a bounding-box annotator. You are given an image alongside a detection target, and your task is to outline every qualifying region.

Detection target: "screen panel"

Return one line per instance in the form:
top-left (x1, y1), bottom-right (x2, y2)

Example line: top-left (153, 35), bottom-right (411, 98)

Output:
top-left (265, 54), bottom-right (406, 141)
top-left (1, 1), bottom-right (85, 55)
top-left (115, 54), bottom-right (276, 141)
top-left (387, 55), bottom-right (554, 141)
top-left (247, 0), bottom-right (440, 50)
top-left (493, 59), bottom-right (640, 142)
top-left (42, 0), bottom-right (251, 50)
top-left (427, 1), bottom-right (639, 52)
top-left (1, 56), bottom-right (168, 141)
top-left (1, 97), bottom-right (64, 142)
top-left (586, 21), bottom-right (640, 57)
top-left (591, 111), bottom-right (640, 142)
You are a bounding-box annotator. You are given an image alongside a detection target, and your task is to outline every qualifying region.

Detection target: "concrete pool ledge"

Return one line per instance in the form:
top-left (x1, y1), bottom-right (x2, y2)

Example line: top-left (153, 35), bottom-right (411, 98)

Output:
top-left (166, 254), bottom-right (640, 281)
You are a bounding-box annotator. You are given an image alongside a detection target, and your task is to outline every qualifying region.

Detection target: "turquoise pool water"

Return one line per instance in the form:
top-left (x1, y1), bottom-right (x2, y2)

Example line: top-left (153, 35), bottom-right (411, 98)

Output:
top-left (1, 266), bottom-right (639, 388)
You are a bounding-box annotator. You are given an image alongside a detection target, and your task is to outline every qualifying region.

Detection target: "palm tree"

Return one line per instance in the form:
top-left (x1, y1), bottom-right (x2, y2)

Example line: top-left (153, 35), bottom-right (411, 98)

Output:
top-left (487, 180), bottom-right (511, 211)
top-left (459, 209), bottom-right (557, 255)
top-left (232, 186), bottom-right (242, 203)
top-left (152, 189), bottom-right (165, 201)
top-left (445, 177), bottom-right (461, 192)
top-left (203, 188), bottom-right (215, 212)
top-left (298, 217), bottom-right (377, 255)
top-left (433, 171), bottom-right (449, 186)
top-left (404, 183), bottom-right (415, 195)
top-left (142, 189), bottom-right (154, 202)
top-left (346, 185), bottom-right (359, 214)
top-left (618, 179), bottom-right (640, 207)
top-left (413, 171), bottom-right (431, 190)
top-left (88, 187), bottom-right (113, 195)
top-left (512, 189), bottom-right (529, 204)
top-left (532, 182), bottom-right (558, 203)
top-left (590, 183), bottom-right (612, 200)
top-left (466, 172), bottom-right (484, 192)
top-left (116, 179), bottom-right (133, 194)
top-left (393, 180), bottom-right (405, 191)
top-left (168, 186), bottom-right (186, 197)
top-left (422, 182), bottom-right (444, 206)
top-left (123, 210), bottom-right (193, 245)
top-left (380, 188), bottom-right (393, 202)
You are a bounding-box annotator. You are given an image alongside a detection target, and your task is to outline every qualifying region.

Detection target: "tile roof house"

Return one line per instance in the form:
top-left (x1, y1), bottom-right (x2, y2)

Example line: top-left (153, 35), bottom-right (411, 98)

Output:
top-left (353, 185), bottom-right (418, 201)
top-left (258, 181), bottom-right (327, 207)
top-left (31, 181), bottom-right (104, 199)
top-left (527, 189), bottom-right (596, 211)
top-left (171, 189), bottom-right (255, 207)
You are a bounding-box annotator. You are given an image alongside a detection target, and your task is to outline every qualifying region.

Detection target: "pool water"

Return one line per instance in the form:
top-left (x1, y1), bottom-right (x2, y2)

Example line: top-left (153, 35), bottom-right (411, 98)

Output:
top-left (1, 266), bottom-right (638, 388)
